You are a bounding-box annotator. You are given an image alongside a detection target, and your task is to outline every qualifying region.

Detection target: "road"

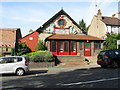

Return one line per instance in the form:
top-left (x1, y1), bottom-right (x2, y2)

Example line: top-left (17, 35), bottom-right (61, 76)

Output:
top-left (1, 67), bottom-right (120, 89)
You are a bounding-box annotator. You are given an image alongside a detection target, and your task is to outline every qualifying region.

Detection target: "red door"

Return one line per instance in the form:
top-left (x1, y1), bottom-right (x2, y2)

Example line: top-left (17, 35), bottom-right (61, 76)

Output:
top-left (70, 41), bottom-right (77, 55)
top-left (58, 41), bottom-right (69, 55)
top-left (84, 42), bottom-right (91, 56)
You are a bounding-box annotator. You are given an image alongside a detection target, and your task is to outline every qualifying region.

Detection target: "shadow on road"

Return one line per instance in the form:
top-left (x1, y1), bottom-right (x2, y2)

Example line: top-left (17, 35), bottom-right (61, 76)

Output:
top-left (2, 67), bottom-right (120, 89)
top-left (1, 70), bottom-right (48, 77)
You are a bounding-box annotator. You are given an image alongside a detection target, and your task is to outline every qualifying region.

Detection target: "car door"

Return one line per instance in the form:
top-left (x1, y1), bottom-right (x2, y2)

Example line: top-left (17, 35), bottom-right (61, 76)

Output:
top-left (5, 57), bottom-right (17, 73)
top-left (0, 58), bottom-right (7, 73)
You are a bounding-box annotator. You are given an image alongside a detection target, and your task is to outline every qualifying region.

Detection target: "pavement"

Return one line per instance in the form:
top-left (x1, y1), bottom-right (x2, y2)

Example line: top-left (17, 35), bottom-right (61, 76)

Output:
top-left (30, 55), bottom-right (100, 74)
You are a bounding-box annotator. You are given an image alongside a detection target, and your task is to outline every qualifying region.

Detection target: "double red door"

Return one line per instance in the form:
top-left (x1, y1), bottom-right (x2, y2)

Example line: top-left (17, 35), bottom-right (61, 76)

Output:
top-left (50, 40), bottom-right (77, 55)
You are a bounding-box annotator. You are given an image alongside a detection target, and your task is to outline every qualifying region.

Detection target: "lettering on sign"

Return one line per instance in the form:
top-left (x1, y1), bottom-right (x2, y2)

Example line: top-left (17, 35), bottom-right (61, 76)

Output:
top-left (54, 28), bottom-right (70, 34)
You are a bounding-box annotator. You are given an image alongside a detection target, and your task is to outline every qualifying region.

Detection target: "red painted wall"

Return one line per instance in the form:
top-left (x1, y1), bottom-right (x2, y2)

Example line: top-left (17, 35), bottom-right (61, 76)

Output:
top-left (20, 31), bottom-right (39, 51)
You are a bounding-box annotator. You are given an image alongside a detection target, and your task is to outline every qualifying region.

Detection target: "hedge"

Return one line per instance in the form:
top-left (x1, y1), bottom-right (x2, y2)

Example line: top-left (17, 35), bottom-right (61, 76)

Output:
top-left (27, 51), bottom-right (54, 62)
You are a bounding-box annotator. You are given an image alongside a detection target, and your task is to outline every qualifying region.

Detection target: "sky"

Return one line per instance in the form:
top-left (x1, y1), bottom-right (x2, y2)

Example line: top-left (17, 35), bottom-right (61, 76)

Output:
top-left (0, 0), bottom-right (119, 37)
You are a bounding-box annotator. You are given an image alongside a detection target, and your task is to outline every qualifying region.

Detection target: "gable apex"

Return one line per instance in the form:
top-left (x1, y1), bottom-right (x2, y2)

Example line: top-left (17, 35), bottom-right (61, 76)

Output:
top-left (36, 9), bottom-right (86, 34)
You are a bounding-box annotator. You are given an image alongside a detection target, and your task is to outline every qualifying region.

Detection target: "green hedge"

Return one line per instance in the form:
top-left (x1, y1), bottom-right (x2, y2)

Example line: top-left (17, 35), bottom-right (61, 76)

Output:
top-left (27, 51), bottom-right (54, 62)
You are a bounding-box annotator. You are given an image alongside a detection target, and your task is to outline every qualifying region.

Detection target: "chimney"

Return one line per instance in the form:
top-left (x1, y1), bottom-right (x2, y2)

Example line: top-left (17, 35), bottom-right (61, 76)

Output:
top-left (29, 29), bottom-right (33, 34)
top-left (97, 9), bottom-right (102, 20)
top-left (98, 9), bottom-right (101, 14)
top-left (112, 14), bottom-right (116, 18)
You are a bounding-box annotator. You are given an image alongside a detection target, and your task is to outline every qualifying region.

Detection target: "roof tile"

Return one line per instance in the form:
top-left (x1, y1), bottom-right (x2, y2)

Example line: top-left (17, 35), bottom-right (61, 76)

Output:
top-left (102, 16), bottom-right (120, 26)
top-left (47, 34), bottom-right (105, 40)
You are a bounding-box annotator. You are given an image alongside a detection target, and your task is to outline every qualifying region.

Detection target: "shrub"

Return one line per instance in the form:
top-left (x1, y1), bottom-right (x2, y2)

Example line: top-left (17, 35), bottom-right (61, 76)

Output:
top-left (27, 50), bottom-right (48, 56)
top-left (35, 40), bottom-right (47, 51)
top-left (17, 42), bottom-right (31, 56)
top-left (44, 52), bottom-right (53, 62)
top-left (103, 34), bottom-right (120, 50)
top-left (28, 51), bottom-right (53, 62)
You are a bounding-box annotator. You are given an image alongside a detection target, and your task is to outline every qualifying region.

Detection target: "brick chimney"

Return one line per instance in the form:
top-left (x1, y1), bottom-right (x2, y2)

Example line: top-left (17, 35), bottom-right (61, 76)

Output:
top-left (97, 9), bottom-right (102, 20)
top-left (29, 29), bottom-right (33, 34)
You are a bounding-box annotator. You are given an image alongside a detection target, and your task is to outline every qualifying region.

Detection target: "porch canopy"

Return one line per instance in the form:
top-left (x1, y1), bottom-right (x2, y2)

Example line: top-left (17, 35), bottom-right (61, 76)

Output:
top-left (46, 34), bottom-right (105, 40)
top-left (46, 34), bottom-right (105, 56)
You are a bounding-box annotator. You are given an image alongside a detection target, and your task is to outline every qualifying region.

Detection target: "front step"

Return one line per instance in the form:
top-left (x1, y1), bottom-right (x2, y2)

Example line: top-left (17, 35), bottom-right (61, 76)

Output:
top-left (55, 55), bottom-right (88, 67)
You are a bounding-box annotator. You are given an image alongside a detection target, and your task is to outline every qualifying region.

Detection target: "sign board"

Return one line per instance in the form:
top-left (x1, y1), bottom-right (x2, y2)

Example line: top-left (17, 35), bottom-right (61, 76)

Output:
top-left (54, 28), bottom-right (70, 34)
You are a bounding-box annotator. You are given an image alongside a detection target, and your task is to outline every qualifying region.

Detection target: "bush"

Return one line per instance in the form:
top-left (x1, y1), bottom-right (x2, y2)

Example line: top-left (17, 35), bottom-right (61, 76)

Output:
top-left (17, 42), bottom-right (31, 56)
top-left (35, 40), bottom-right (47, 51)
top-left (44, 52), bottom-right (53, 62)
top-left (103, 34), bottom-right (120, 50)
top-left (28, 51), bottom-right (53, 62)
top-left (27, 50), bottom-right (48, 56)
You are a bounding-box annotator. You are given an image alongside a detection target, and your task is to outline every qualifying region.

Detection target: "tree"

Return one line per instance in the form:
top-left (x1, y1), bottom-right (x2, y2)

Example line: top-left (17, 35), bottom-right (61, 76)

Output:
top-left (35, 40), bottom-right (47, 51)
top-left (17, 42), bottom-right (31, 56)
top-left (79, 19), bottom-right (87, 33)
top-left (103, 33), bottom-right (120, 50)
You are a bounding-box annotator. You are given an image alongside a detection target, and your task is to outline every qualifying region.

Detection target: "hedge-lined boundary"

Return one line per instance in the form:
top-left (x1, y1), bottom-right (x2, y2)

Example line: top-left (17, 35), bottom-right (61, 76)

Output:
top-left (22, 51), bottom-right (54, 62)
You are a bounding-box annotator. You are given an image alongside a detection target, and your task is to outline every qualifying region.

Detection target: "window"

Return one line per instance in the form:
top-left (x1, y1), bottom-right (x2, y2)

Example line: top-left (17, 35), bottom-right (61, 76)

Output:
top-left (17, 57), bottom-right (22, 62)
top-left (51, 40), bottom-right (56, 52)
top-left (71, 41), bottom-right (76, 52)
top-left (6, 57), bottom-right (16, 63)
top-left (59, 41), bottom-right (63, 52)
top-left (94, 42), bottom-right (101, 49)
top-left (58, 19), bottom-right (66, 27)
top-left (79, 42), bottom-right (82, 49)
top-left (0, 58), bottom-right (6, 64)
top-left (64, 41), bottom-right (68, 52)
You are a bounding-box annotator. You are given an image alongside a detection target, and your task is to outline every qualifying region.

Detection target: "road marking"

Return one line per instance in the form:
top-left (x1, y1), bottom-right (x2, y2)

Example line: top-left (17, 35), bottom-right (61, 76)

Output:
top-left (62, 77), bottom-right (120, 86)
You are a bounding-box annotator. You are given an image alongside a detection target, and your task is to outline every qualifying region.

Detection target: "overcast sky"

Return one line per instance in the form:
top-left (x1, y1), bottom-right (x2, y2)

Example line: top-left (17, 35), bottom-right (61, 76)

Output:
top-left (0, 0), bottom-right (119, 37)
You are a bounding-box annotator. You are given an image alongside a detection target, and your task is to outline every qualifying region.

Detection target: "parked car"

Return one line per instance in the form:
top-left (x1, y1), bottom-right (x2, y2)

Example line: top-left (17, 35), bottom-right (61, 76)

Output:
top-left (0, 56), bottom-right (29, 76)
top-left (97, 49), bottom-right (120, 68)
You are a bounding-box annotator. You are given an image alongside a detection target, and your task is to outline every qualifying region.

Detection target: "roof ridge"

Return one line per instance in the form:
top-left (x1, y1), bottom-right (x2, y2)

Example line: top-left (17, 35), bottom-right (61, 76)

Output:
top-left (102, 16), bottom-right (120, 20)
top-left (87, 35), bottom-right (106, 40)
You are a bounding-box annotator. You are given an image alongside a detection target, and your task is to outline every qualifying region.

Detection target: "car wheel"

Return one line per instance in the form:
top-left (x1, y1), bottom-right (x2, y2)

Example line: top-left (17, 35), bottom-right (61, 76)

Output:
top-left (112, 61), bottom-right (118, 68)
top-left (16, 68), bottom-right (25, 76)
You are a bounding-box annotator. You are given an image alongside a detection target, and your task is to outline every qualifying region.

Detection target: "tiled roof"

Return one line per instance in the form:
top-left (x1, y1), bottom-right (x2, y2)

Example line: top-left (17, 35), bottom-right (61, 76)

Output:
top-left (0, 28), bottom-right (22, 46)
top-left (102, 16), bottom-right (120, 26)
top-left (47, 34), bottom-right (105, 40)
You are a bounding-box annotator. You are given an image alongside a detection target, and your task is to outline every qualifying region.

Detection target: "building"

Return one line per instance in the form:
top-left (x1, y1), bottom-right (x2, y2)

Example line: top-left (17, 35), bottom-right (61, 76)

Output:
top-left (0, 28), bottom-right (22, 57)
top-left (20, 31), bottom-right (39, 51)
top-left (20, 9), bottom-right (105, 57)
top-left (88, 9), bottom-right (120, 39)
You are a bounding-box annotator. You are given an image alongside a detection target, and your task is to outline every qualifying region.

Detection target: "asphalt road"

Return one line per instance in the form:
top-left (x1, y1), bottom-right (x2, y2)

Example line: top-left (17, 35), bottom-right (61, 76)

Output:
top-left (1, 67), bottom-right (120, 89)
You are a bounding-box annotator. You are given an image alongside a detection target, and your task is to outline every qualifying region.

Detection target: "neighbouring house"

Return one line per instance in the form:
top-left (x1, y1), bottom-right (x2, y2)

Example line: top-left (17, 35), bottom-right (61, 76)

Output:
top-left (20, 9), bottom-right (105, 58)
top-left (0, 28), bottom-right (22, 57)
top-left (20, 30), bottom-right (39, 51)
top-left (88, 9), bottom-right (120, 39)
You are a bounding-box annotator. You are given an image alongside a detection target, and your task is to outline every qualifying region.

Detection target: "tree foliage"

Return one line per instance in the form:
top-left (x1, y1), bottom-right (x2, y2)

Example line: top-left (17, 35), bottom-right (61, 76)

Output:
top-left (35, 40), bottom-right (47, 51)
top-left (79, 19), bottom-right (87, 33)
top-left (103, 33), bottom-right (120, 50)
top-left (17, 42), bottom-right (31, 56)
